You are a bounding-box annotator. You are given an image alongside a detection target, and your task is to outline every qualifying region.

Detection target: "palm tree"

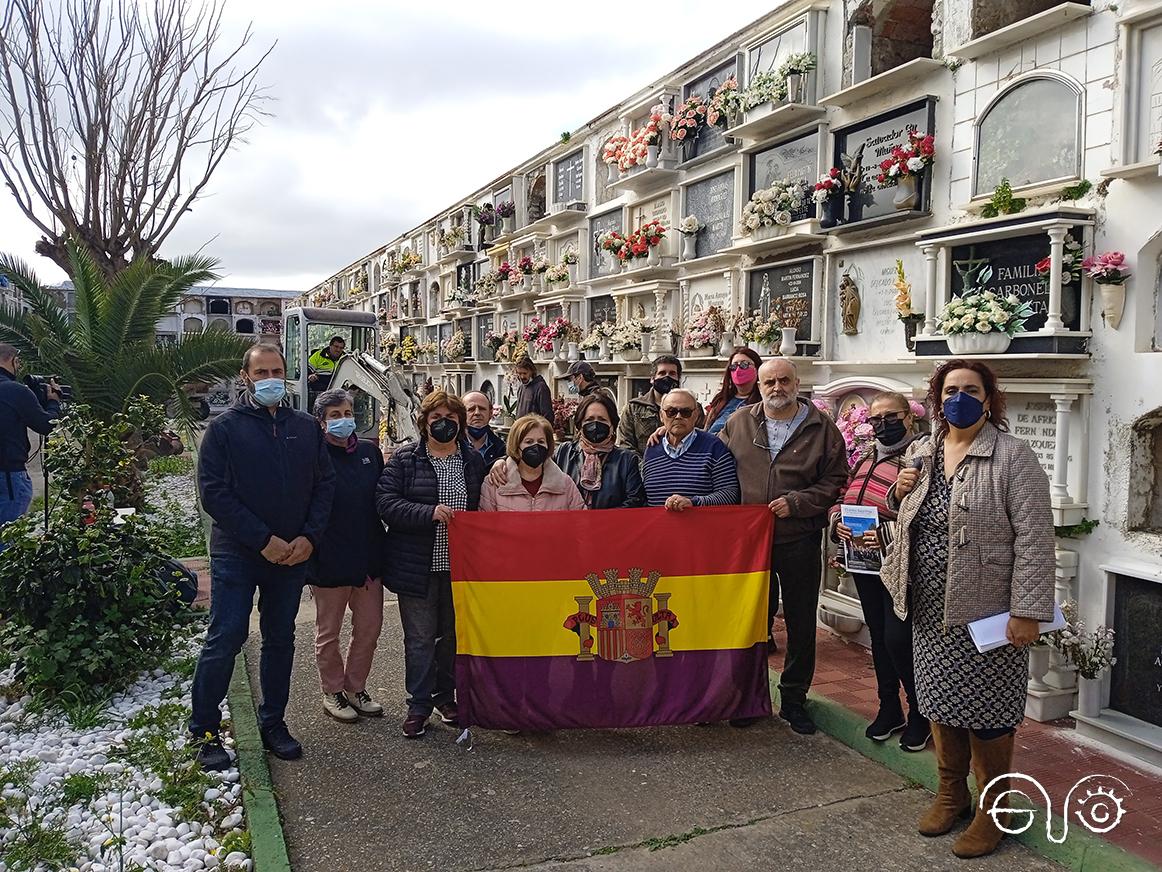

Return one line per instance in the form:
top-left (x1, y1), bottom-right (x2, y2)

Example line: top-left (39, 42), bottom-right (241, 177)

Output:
top-left (0, 240), bottom-right (256, 422)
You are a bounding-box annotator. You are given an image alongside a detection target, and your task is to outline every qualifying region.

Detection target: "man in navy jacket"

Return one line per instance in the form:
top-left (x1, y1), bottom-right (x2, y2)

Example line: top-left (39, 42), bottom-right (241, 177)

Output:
top-left (0, 343), bottom-right (60, 535)
top-left (190, 344), bottom-right (335, 770)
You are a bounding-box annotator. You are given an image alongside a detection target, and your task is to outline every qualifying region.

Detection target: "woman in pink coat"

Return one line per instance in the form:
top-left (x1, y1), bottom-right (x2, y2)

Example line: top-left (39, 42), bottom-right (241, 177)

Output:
top-left (480, 414), bottom-right (585, 512)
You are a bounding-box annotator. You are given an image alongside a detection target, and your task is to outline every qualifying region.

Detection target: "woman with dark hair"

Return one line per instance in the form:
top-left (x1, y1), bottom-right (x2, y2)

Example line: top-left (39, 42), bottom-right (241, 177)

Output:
top-left (376, 389), bottom-right (485, 739)
top-left (555, 394), bottom-right (645, 509)
top-left (882, 360), bottom-right (1054, 859)
top-left (309, 389), bottom-right (388, 724)
top-left (705, 347), bottom-right (763, 436)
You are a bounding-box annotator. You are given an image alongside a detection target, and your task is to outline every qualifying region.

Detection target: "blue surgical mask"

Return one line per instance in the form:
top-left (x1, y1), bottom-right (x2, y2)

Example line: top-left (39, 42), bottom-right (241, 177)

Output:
top-left (252, 378), bottom-right (286, 407)
top-left (326, 418), bottom-right (356, 439)
top-left (943, 391), bottom-right (985, 429)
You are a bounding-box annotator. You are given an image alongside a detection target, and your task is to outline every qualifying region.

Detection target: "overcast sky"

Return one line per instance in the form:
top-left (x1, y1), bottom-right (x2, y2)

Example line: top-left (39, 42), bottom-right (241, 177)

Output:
top-left (0, 0), bottom-right (779, 292)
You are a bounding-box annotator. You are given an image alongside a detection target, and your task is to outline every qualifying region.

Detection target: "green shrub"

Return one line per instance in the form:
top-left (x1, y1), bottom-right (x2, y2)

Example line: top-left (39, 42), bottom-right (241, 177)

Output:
top-left (0, 508), bottom-right (188, 700)
top-left (147, 455), bottom-right (194, 477)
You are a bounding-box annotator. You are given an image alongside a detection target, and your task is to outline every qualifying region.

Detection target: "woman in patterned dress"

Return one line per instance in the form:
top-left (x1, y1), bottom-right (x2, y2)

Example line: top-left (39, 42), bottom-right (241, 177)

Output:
top-left (881, 360), bottom-right (1055, 859)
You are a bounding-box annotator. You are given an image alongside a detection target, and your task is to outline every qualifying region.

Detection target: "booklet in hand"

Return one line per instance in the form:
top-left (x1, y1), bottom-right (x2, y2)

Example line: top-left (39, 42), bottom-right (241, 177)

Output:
top-left (841, 504), bottom-right (881, 575)
top-left (966, 604), bottom-right (1067, 653)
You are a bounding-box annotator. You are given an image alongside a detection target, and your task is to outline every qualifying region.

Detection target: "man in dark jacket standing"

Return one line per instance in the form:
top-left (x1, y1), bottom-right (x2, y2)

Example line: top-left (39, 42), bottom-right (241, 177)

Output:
top-left (0, 343), bottom-right (60, 533)
top-left (191, 344), bottom-right (336, 769)
top-left (558, 361), bottom-right (615, 404)
top-left (513, 355), bottom-right (552, 421)
top-left (720, 359), bottom-right (848, 735)
top-left (462, 391), bottom-right (505, 467)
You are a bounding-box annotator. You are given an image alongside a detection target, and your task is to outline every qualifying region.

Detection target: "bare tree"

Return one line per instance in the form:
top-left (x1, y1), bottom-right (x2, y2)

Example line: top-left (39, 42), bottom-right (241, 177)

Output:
top-left (0, 0), bottom-right (272, 279)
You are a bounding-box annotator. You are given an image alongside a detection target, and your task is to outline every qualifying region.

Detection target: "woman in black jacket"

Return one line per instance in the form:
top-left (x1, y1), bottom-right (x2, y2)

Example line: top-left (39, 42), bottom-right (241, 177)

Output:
top-left (488, 393), bottom-right (645, 509)
top-left (376, 389), bottom-right (484, 738)
top-left (308, 390), bottom-right (388, 724)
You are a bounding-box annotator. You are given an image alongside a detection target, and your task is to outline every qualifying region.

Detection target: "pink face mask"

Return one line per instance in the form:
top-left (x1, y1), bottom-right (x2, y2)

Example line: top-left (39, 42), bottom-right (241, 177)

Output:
top-left (730, 366), bottom-right (756, 387)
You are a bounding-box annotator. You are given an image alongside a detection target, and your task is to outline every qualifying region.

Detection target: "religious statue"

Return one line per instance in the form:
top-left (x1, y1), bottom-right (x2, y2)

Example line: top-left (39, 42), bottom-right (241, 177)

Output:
top-left (758, 274), bottom-right (773, 320)
top-left (839, 271), bottom-right (861, 336)
top-left (634, 302), bottom-right (646, 320)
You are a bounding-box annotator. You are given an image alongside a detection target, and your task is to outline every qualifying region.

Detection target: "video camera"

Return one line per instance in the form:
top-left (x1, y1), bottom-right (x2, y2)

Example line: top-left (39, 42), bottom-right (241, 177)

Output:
top-left (23, 374), bottom-right (73, 406)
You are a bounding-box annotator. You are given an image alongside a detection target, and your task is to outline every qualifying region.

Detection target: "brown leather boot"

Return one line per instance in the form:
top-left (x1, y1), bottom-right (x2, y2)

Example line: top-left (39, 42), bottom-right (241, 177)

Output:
top-left (953, 731), bottom-right (1016, 858)
top-left (918, 722), bottom-right (972, 836)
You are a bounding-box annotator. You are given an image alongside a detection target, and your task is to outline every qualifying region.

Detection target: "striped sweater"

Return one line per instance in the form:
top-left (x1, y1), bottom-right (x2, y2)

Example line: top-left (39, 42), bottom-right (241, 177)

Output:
top-left (643, 430), bottom-right (740, 507)
top-left (828, 443), bottom-right (912, 550)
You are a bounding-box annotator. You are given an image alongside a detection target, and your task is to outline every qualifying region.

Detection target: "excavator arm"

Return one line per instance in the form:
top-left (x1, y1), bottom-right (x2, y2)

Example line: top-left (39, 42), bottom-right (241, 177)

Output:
top-left (328, 351), bottom-right (421, 446)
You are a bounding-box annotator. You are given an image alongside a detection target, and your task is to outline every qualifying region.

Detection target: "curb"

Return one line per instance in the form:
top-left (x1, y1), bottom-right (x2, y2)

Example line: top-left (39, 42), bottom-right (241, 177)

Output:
top-left (772, 673), bottom-right (1157, 872)
top-left (229, 654), bottom-right (293, 872)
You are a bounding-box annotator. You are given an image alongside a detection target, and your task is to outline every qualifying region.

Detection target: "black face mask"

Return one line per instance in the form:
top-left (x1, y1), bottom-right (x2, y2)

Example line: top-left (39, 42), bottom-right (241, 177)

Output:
top-left (581, 421), bottom-right (611, 443)
top-left (652, 376), bottom-right (678, 395)
top-left (520, 444), bottom-right (549, 468)
top-left (872, 417), bottom-right (908, 445)
top-left (429, 418), bottom-right (460, 444)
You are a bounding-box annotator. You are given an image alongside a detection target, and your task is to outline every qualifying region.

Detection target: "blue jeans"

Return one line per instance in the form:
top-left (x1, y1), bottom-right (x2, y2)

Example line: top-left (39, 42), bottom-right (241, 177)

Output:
top-left (0, 470), bottom-right (34, 549)
top-left (397, 571), bottom-right (456, 716)
top-left (189, 554), bottom-right (306, 736)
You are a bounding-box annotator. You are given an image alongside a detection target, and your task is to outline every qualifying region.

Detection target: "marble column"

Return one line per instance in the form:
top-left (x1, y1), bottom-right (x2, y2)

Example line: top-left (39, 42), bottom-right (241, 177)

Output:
top-left (1043, 226), bottom-right (1068, 333)
top-left (922, 245), bottom-right (939, 335)
top-left (1049, 393), bottom-right (1077, 503)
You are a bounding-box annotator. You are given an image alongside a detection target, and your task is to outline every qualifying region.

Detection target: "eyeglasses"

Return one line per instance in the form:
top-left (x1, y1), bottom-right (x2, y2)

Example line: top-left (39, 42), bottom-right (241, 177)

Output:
top-left (728, 361), bottom-right (754, 371)
top-left (867, 411), bottom-right (907, 426)
top-left (662, 407), bottom-right (696, 419)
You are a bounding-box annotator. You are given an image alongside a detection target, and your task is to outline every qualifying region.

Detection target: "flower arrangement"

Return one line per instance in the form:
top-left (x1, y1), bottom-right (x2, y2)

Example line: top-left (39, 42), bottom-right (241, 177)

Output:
top-left (415, 339), bottom-right (439, 360)
top-left (678, 215), bottom-right (701, 235)
top-left (311, 288), bottom-right (336, 306)
top-left (486, 328), bottom-right (519, 362)
top-left (1055, 617), bottom-right (1116, 679)
top-left (1081, 251), bottom-right (1131, 284)
top-left (780, 51), bottom-right (817, 76)
top-left (670, 95), bottom-right (708, 142)
top-left (837, 400), bottom-right (927, 465)
top-left (392, 250), bottom-right (423, 274)
top-left (552, 397), bottom-right (581, 437)
top-left (707, 76), bottom-right (743, 128)
top-left (579, 326), bottom-right (604, 351)
top-left (645, 103), bottom-right (673, 145)
top-left (603, 135), bottom-right (629, 166)
top-left (442, 329), bottom-right (468, 362)
top-left (730, 309), bottom-right (759, 341)
top-left (1034, 233), bottom-right (1083, 286)
top-left (393, 334), bottom-right (419, 366)
top-left (938, 270), bottom-right (1035, 336)
top-left (812, 167), bottom-right (846, 204)
top-left (894, 260), bottom-right (922, 321)
top-left (545, 263), bottom-right (570, 285)
top-left (740, 180), bottom-right (810, 234)
top-left (531, 255), bottom-right (551, 275)
top-left (380, 332), bottom-right (398, 354)
top-left (477, 270), bottom-right (501, 300)
top-left (522, 317), bottom-right (545, 344)
top-left (439, 225), bottom-right (466, 250)
top-left (474, 203), bottom-right (496, 226)
top-left (682, 305), bottom-right (726, 350)
top-left (876, 131), bottom-right (935, 184)
top-left (497, 261), bottom-right (513, 282)
top-left (598, 230), bottom-right (627, 259)
top-left (561, 249), bottom-right (580, 265)
top-left (517, 255), bottom-right (534, 274)
top-left (507, 267), bottom-right (525, 288)
top-left (741, 70), bottom-right (781, 110)
top-left (621, 220), bottom-right (667, 261)
top-left (496, 200), bottom-right (516, 219)
top-left (609, 318), bottom-right (648, 352)
top-left (535, 316), bottom-right (574, 352)
top-left (444, 284), bottom-right (477, 309)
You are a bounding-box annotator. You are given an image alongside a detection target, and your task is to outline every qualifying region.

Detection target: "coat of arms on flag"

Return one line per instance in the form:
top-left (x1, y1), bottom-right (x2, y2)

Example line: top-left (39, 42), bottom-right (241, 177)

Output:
top-left (562, 568), bottom-right (679, 663)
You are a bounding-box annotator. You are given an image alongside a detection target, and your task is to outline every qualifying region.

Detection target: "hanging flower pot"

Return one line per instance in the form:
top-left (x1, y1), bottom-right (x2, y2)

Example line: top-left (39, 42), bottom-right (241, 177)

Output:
top-left (892, 175), bottom-right (918, 211)
top-left (902, 315), bottom-right (924, 352)
top-left (785, 72), bottom-right (803, 104)
top-left (1099, 282), bottom-right (1126, 330)
top-left (646, 145), bottom-right (660, 169)
top-left (779, 327), bottom-right (798, 357)
top-left (681, 234), bottom-right (698, 260)
top-left (718, 332), bottom-right (735, 357)
top-left (946, 331), bottom-right (1011, 354)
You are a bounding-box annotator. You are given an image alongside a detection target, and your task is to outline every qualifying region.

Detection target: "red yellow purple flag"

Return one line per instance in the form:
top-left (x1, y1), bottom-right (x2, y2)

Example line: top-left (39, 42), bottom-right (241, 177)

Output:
top-left (449, 505), bottom-right (774, 730)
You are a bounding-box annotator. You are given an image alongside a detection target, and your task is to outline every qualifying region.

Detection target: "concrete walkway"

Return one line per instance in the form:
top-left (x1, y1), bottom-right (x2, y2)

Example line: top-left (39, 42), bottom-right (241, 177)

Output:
top-left (245, 592), bottom-right (1066, 872)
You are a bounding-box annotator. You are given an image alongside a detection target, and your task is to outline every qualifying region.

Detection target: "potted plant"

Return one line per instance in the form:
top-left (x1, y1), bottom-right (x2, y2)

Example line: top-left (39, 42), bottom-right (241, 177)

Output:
top-left (773, 296), bottom-right (809, 356)
top-left (706, 76), bottom-right (744, 130)
top-left (740, 70), bottom-right (783, 115)
top-left (442, 329), bottom-right (468, 363)
top-left (677, 215), bottom-right (701, 260)
top-left (497, 200), bottom-right (517, 234)
top-left (561, 249), bottom-right (580, 284)
top-left (643, 104), bottom-right (673, 168)
top-left (416, 339), bottom-right (439, 364)
top-left (670, 95), bottom-right (708, 160)
top-left (779, 52), bottom-right (817, 103)
top-left (893, 259), bottom-right (925, 351)
top-left (439, 225), bottom-right (467, 253)
top-left (812, 168), bottom-right (846, 229)
top-left (1082, 251), bottom-right (1131, 330)
top-left (531, 255), bottom-right (551, 291)
top-left (564, 321), bottom-right (584, 361)
top-left (875, 131), bottom-right (935, 210)
top-left (609, 319), bottom-right (645, 361)
top-left (636, 220), bottom-right (667, 267)
top-left (937, 267), bottom-right (1034, 354)
top-left (474, 203), bottom-right (497, 243)
top-left (598, 230), bottom-right (627, 272)
top-left (522, 317), bottom-right (546, 359)
top-left (682, 306), bottom-right (725, 357)
top-left (739, 180), bottom-right (811, 239)
top-left (544, 263), bottom-right (570, 287)
top-left (603, 135), bottom-right (628, 184)
top-left (1055, 617), bottom-right (1116, 718)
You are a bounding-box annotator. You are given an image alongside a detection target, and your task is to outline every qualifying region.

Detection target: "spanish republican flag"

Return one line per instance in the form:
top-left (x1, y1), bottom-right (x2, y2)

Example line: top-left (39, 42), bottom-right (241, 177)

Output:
top-left (449, 505), bottom-right (773, 731)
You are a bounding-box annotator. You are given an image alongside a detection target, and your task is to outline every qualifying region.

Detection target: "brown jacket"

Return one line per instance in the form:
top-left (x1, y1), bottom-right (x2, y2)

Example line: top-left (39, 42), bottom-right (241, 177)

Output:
top-left (880, 424), bottom-right (1055, 626)
top-left (616, 389), bottom-right (704, 457)
top-left (719, 400), bottom-right (849, 544)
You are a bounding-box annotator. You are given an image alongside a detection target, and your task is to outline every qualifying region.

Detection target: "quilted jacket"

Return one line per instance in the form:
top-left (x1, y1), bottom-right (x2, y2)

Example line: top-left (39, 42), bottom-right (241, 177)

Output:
top-left (880, 424), bottom-right (1055, 626)
top-left (375, 440), bottom-right (484, 597)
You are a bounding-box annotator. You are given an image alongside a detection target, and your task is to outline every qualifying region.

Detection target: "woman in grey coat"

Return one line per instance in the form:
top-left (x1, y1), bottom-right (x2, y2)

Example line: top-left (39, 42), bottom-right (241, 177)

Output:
top-left (883, 359), bottom-right (1055, 860)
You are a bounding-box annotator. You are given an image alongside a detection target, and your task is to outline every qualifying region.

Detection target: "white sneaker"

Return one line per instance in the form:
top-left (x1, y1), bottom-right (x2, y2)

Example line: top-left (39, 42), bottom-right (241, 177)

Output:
top-left (322, 692), bottom-right (358, 722)
top-left (347, 690), bottom-right (384, 718)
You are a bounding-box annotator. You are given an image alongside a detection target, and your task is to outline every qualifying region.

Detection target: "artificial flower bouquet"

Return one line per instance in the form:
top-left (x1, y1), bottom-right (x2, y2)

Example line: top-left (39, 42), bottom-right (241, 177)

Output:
top-left (740, 180), bottom-right (810, 234)
top-left (876, 132), bottom-right (935, 184)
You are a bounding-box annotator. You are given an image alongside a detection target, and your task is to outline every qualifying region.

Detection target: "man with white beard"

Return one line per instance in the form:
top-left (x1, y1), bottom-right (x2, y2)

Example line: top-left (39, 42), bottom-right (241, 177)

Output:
top-left (719, 359), bottom-right (848, 734)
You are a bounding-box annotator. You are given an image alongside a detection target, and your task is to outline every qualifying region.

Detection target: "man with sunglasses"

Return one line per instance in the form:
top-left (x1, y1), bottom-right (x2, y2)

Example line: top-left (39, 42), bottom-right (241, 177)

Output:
top-left (719, 359), bottom-right (848, 734)
top-left (642, 388), bottom-right (739, 510)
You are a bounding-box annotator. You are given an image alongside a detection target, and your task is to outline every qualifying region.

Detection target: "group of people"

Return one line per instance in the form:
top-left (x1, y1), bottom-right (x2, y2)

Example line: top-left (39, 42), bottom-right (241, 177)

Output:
top-left (191, 341), bottom-right (1055, 860)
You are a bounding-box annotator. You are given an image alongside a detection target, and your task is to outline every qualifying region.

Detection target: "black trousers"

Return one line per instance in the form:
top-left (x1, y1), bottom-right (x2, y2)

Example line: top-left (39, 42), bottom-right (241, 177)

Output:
top-left (852, 571), bottom-right (919, 716)
top-left (770, 532), bottom-right (823, 709)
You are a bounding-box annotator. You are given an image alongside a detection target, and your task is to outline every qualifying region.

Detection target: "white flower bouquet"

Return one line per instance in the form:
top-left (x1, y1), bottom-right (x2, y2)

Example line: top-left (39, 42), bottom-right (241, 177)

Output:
top-left (937, 268), bottom-right (1034, 336)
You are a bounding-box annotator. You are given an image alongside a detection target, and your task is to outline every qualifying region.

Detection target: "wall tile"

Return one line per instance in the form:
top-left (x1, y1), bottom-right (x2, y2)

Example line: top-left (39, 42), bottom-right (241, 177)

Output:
top-left (1086, 109), bottom-right (1113, 147)
top-left (1086, 81), bottom-right (1115, 116)
top-left (954, 118), bottom-right (975, 152)
top-left (1059, 50), bottom-right (1087, 84)
top-left (1086, 42), bottom-right (1116, 83)
top-left (1060, 22), bottom-right (1087, 59)
top-left (1036, 33), bottom-right (1062, 65)
top-left (1086, 9), bottom-right (1119, 50)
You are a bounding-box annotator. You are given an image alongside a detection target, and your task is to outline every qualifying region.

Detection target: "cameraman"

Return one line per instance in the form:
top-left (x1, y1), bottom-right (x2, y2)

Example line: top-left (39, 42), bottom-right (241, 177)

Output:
top-left (0, 343), bottom-right (61, 529)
